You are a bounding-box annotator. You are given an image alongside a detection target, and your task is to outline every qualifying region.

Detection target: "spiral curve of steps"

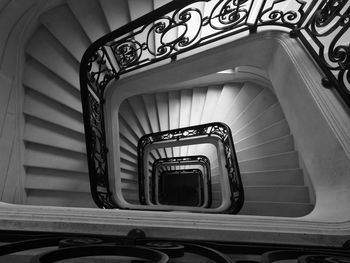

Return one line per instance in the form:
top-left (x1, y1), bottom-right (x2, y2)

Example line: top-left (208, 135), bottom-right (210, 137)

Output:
top-left (22, 0), bottom-right (314, 217)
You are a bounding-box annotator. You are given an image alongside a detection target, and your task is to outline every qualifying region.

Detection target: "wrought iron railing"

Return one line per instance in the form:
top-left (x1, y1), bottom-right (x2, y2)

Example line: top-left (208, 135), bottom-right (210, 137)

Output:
top-left (1, 230), bottom-right (350, 262)
top-left (151, 156), bottom-right (212, 207)
top-left (138, 122), bottom-right (243, 214)
top-left (80, 0), bottom-right (350, 209)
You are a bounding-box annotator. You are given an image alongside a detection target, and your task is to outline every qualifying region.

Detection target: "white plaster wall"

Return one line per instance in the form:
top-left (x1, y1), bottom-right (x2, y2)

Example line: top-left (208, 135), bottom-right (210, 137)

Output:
top-left (0, 71), bottom-right (23, 203)
top-left (268, 37), bottom-right (350, 222)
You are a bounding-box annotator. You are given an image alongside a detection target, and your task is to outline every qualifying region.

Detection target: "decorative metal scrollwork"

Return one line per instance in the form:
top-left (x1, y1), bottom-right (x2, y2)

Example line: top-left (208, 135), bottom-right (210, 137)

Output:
top-left (258, 0), bottom-right (308, 27)
top-left (2, 230), bottom-right (350, 263)
top-left (137, 122), bottom-right (243, 213)
top-left (298, 0), bottom-right (350, 106)
top-left (80, 0), bottom-right (350, 209)
top-left (113, 40), bottom-right (143, 67)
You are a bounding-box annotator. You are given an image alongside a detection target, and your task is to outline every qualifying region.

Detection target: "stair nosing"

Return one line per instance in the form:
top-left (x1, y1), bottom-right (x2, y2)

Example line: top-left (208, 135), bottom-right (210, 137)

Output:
top-left (238, 150), bottom-right (298, 163)
top-left (236, 134), bottom-right (293, 153)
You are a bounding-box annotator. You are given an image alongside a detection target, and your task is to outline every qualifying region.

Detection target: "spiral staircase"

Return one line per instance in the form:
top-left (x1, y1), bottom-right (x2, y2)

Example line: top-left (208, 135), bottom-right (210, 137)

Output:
top-left (18, 0), bottom-right (316, 217)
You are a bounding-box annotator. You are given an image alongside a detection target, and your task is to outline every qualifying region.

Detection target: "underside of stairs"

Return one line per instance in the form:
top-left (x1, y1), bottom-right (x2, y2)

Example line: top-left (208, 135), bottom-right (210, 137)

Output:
top-left (21, 0), bottom-right (315, 217)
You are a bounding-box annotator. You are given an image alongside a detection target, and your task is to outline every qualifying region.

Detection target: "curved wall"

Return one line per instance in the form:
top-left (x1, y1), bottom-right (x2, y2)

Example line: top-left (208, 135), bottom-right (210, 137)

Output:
top-left (0, 0), bottom-right (349, 246)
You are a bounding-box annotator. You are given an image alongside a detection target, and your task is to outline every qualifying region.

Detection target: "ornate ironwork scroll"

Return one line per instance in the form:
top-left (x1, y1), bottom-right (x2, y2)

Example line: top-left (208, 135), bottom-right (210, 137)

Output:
top-left (151, 155), bottom-right (212, 207)
top-left (80, 48), bottom-right (118, 208)
top-left (80, 0), bottom-right (349, 209)
top-left (1, 230), bottom-right (350, 262)
top-left (137, 122), bottom-right (243, 214)
top-left (297, 0), bottom-right (350, 107)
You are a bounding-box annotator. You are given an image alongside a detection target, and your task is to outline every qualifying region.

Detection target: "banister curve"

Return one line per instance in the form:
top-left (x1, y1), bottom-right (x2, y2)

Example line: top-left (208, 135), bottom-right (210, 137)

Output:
top-left (79, 0), bottom-right (350, 209)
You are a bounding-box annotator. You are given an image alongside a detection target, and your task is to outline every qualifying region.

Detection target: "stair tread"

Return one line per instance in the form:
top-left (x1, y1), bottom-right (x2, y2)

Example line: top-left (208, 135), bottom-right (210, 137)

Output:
top-left (40, 4), bottom-right (90, 62)
top-left (25, 172), bottom-right (89, 193)
top-left (212, 83), bottom-right (242, 123)
top-left (236, 134), bottom-right (294, 161)
top-left (235, 119), bottom-right (290, 150)
top-left (24, 58), bottom-right (82, 113)
top-left (240, 201), bottom-right (314, 217)
top-left (230, 86), bottom-right (277, 134)
top-left (233, 103), bottom-right (285, 142)
top-left (26, 26), bottom-right (80, 90)
top-left (24, 143), bottom-right (88, 173)
top-left (24, 88), bottom-right (84, 134)
top-left (200, 86), bottom-right (223, 124)
top-left (241, 169), bottom-right (304, 186)
top-left (244, 185), bottom-right (310, 203)
top-left (239, 151), bottom-right (299, 172)
top-left (24, 116), bottom-right (86, 154)
top-left (26, 189), bottom-right (95, 208)
top-left (67, 0), bottom-right (109, 42)
top-left (100, 0), bottom-right (130, 31)
top-left (224, 82), bottom-right (263, 126)
top-left (239, 150), bottom-right (298, 163)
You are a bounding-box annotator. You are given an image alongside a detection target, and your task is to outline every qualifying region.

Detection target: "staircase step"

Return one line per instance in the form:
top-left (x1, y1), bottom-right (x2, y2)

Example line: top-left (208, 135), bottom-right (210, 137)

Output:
top-left (235, 119), bottom-right (290, 150)
top-left (155, 92), bottom-right (170, 131)
top-left (40, 4), bottom-right (90, 62)
top-left (128, 96), bottom-right (152, 134)
top-left (121, 169), bottom-right (138, 181)
top-left (168, 91), bottom-right (181, 157)
top-left (233, 103), bottom-right (285, 142)
top-left (120, 143), bottom-right (137, 161)
top-left (239, 151), bottom-right (299, 172)
top-left (200, 86), bottom-right (222, 123)
top-left (241, 169), bottom-right (304, 186)
top-left (24, 58), bottom-right (82, 113)
top-left (244, 186), bottom-right (309, 203)
top-left (24, 142), bottom-right (88, 173)
top-left (212, 83), bottom-right (241, 123)
top-left (230, 87), bottom-right (278, 134)
top-left (100, 0), bottom-right (130, 31)
top-left (24, 88), bottom-right (84, 133)
top-left (239, 201), bottom-right (314, 217)
top-left (24, 116), bottom-right (86, 154)
top-left (155, 92), bottom-right (173, 157)
top-left (142, 94), bottom-right (168, 158)
top-left (121, 180), bottom-right (138, 191)
top-left (189, 87), bottom-right (207, 126)
top-left (120, 158), bottom-right (137, 172)
top-left (179, 89), bottom-right (192, 156)
top-left (224, 82), bottom-right (263, 126)
top-left (67, 0), bottom-right (109, 42)
top-left (236, 135), bottom-right (294, 161)
top-left (25, 168), bottom-right (89, 193)
top-left (26, 26), bottom-right (80, 90)
top-left (119, 119), bottom-right (139, 146)
top-left (120, 151), bottom-right (137, 166)
top-left (26, 189), bottom-right (95, 208)
top-left (119, 101), bottom-right (144, 139)
top-left (128, 0), bottom-right (153, 21)
top-left (143, 94), bottom-right (160, 133)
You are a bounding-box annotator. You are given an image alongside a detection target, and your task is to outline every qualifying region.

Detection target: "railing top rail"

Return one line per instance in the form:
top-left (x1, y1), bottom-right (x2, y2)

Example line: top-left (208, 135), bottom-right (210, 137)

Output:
top-left (80, 0), bottom-right (350, 209)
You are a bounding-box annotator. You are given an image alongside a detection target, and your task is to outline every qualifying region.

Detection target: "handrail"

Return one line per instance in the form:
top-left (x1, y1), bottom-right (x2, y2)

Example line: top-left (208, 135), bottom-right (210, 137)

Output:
top-left (80, 0), bottom-right (350, 209)
top-left (138, 122), bottom-right (243, 214)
